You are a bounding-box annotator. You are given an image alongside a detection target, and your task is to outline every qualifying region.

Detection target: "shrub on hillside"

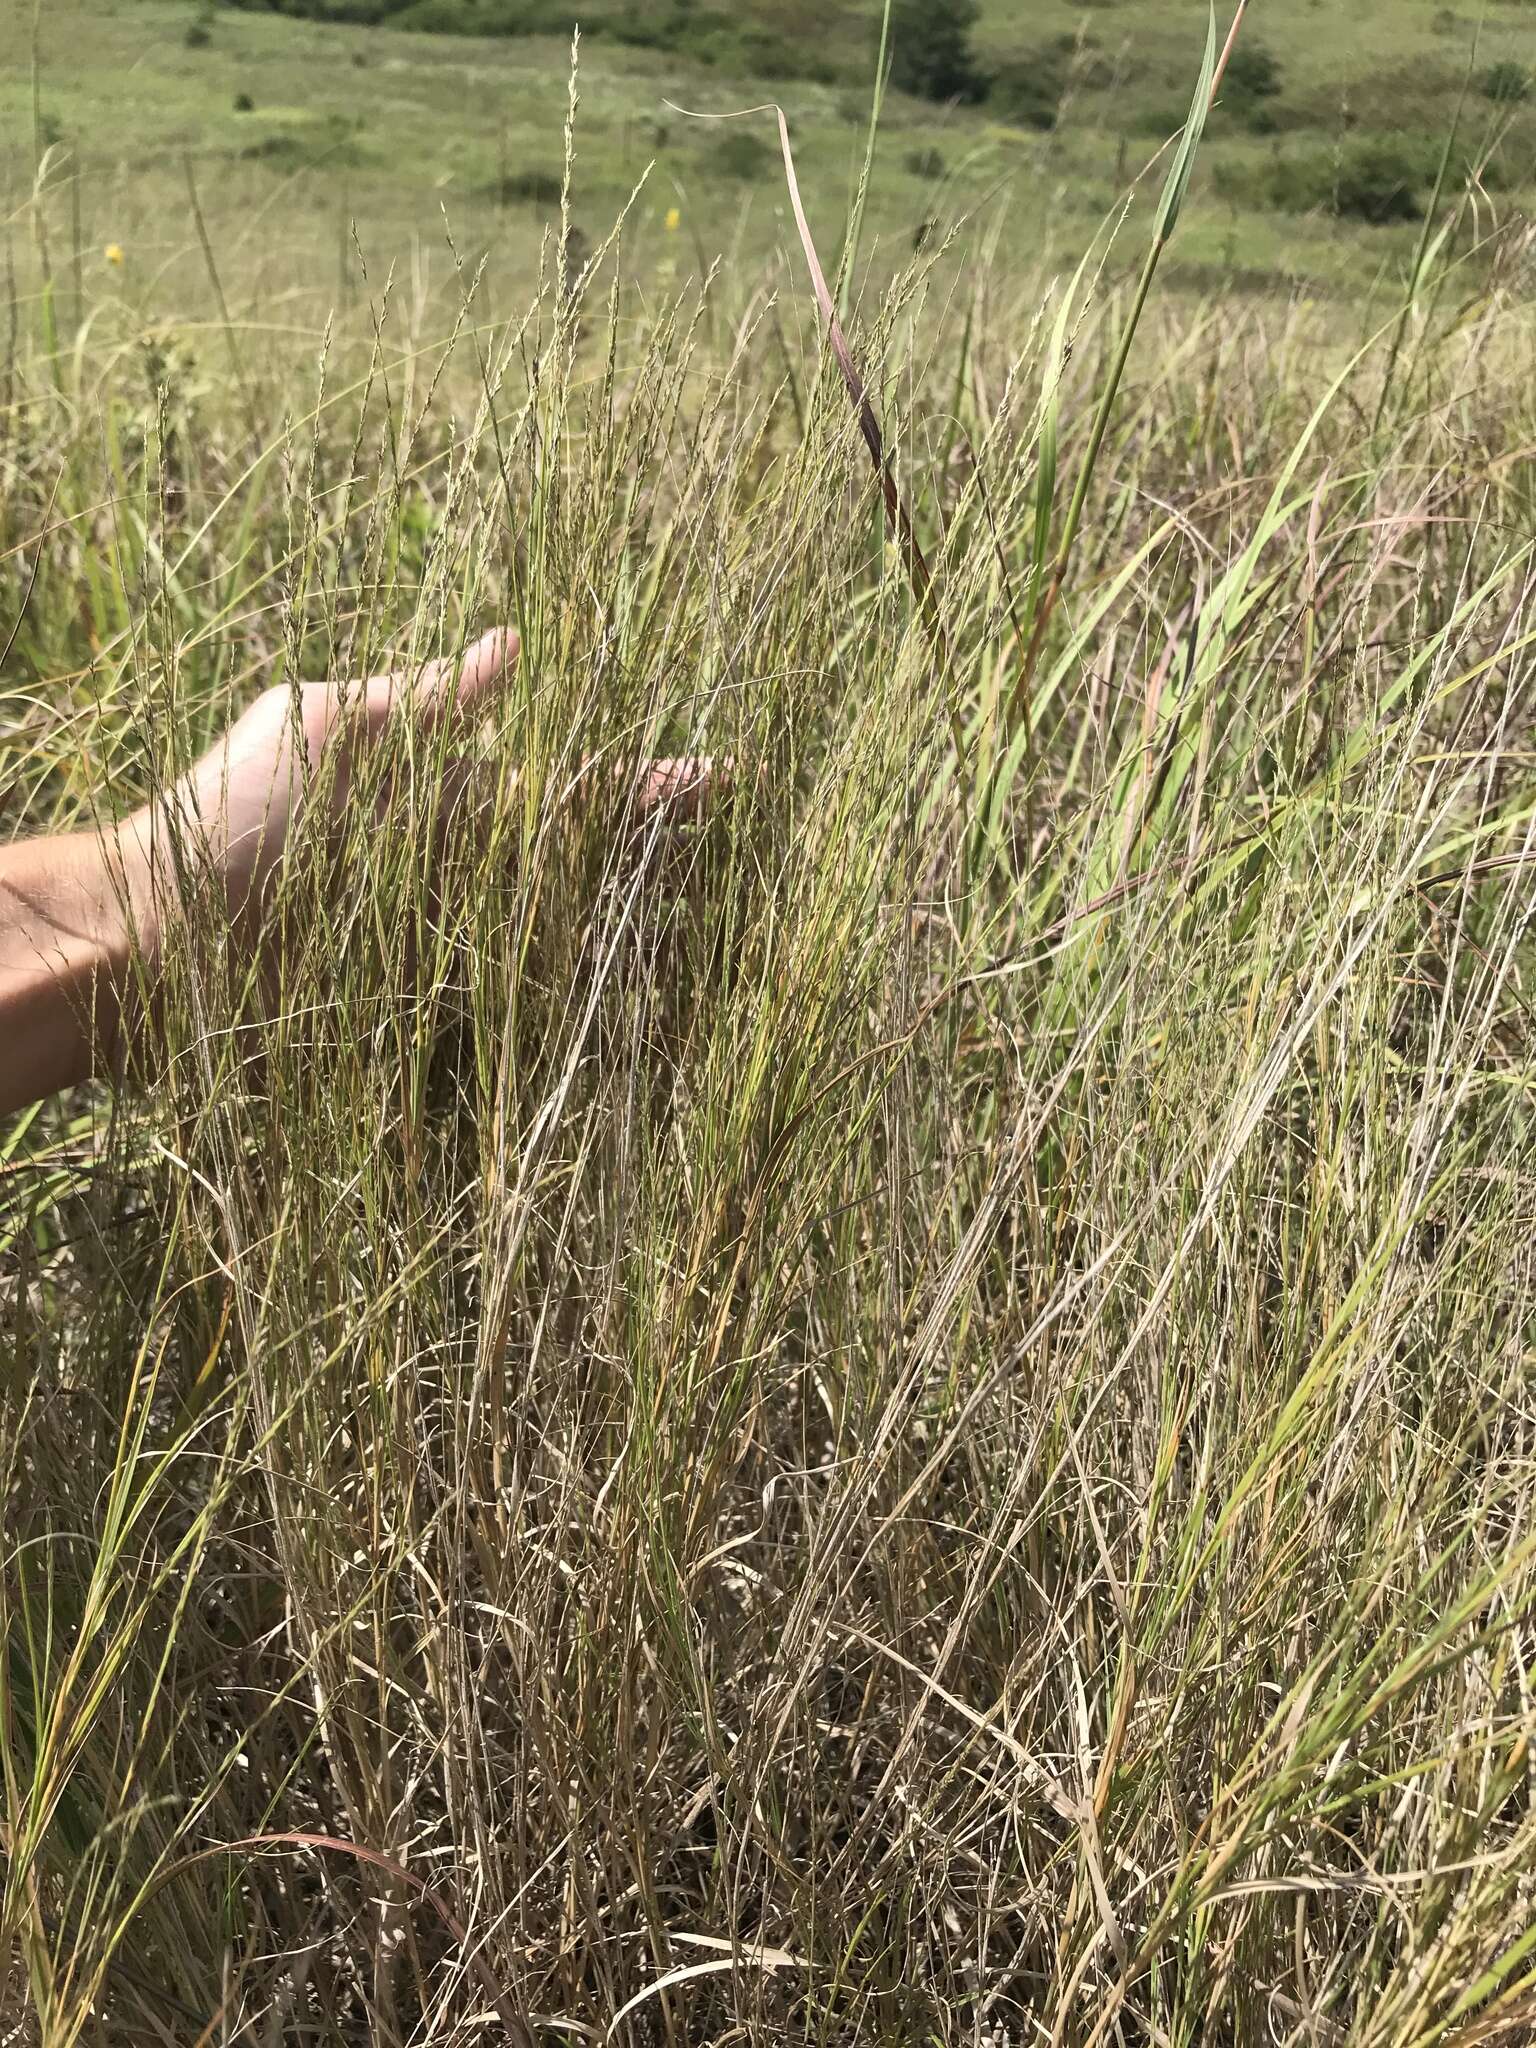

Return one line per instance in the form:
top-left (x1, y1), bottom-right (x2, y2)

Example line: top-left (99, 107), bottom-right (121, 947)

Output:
top-left (226, 0), bottom-right (417, 17)
top-left (990, 45), bottom-right (1070, 131)
top-left (1255, 140), bottom-right (1426, 225)
top-left (903, 145), bottom-right (946, 179)
top-left (712, 129), bottom-right (772, 181)
top-left (888, 0), bottom-right (988, 105)
top-left (1332, 140), bottom-right (1426, 223)
top-left (600, 2), bottom-right (686, 50)
top-left (238, 110), bottom-right (367, 167)
top-left (675, 19), bottom-right (838, 83)
top-left (1254, 132), bottom-right (1514, 224)
top-left (1481, 60), bottom-right (1532, 104)
top-left (217, 0), bottom-right (843, 82)
top-left (990, 34), bottom-right (1114, 132)
top-left (240, 127), bottom-right (368, 168)
top-left (490, 167), bottom-right (563, 206)
top-left (1217, 41), bottom-right (1283, 131)
top-left (1222, 42), bottom-right (1281, 106)
top-left (1132, 98), bottom-right (1199, 138)
top-left (396, 1), bottom-right (840, 81)
top-left (395, 0), bottom-right (570, 28)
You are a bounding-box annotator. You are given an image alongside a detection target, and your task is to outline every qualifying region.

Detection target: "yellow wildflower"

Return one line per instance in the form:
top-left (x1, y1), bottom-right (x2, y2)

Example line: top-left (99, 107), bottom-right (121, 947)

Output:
top-left (664, 207), bottom-right (681, 233)
top-left (104, 243), bottom-right (124, 266)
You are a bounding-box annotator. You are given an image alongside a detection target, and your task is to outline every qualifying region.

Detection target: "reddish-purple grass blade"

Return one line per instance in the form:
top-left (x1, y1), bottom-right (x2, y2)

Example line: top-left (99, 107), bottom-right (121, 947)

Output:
top-left (769, 104), bottom-right (937, 613)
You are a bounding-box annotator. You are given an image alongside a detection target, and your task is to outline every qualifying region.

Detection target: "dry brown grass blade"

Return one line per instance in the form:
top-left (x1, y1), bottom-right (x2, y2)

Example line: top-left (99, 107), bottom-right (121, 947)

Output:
top-left (667, 92), bottom-right (946, 614)
top-left (768, 104), bottom-right (936, 614)
top-left (667, 92), bottom-right (959, 750)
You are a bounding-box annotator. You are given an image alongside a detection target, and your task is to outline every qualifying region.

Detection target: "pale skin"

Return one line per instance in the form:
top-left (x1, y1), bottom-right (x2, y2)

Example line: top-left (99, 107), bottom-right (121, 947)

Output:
top-left (0, 628), bottom-right (712, 1118)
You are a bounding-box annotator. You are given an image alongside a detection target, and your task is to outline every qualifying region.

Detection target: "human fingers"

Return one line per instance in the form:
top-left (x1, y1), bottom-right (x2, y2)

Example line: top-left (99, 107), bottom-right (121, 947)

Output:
top-left (359, 626), bottom-right (519, 736)
top-left (633, 755), bottom-right (725, 822)
top-left (417, 752), bottom-right (720, 864)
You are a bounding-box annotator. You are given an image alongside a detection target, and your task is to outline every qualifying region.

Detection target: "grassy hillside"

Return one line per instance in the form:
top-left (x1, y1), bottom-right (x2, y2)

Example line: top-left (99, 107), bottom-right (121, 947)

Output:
top-left (5, 0), bottom-right (1534, 336)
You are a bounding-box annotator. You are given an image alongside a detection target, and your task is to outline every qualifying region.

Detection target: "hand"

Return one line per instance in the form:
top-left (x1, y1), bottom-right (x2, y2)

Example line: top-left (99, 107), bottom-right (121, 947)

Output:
top-left (132, 627), bottom-right (521, 935)
top-left (0, 627), bottom-right (718, 1117)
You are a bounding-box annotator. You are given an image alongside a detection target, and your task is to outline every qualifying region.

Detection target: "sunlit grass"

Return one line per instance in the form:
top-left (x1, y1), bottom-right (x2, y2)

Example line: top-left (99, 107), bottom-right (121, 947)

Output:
top-left (4, 53), bottom-right (1536, 2044)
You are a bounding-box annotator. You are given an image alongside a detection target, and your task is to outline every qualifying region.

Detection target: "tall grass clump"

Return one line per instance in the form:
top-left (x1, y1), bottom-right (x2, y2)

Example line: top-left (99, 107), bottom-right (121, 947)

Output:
top-left (5, 72), bottom-right (1536, 2046)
